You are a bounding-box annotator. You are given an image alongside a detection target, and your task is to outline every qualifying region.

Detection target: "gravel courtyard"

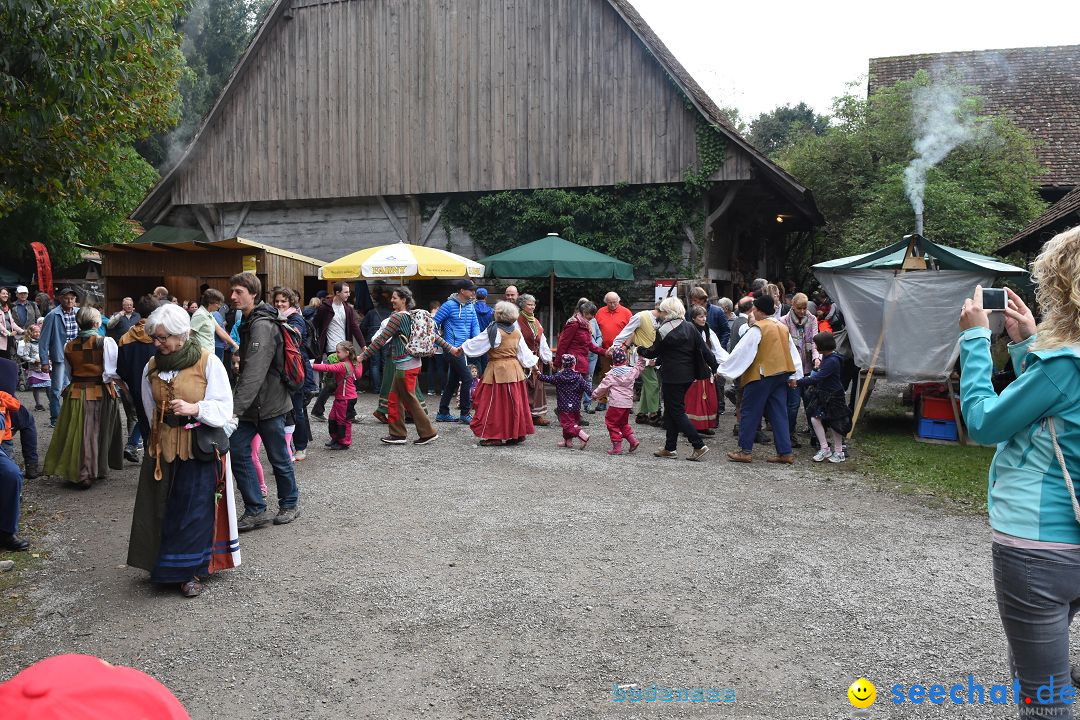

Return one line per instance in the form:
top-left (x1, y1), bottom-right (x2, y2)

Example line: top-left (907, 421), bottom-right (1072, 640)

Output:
top-left (0, 393), bottom-right (1045, 719)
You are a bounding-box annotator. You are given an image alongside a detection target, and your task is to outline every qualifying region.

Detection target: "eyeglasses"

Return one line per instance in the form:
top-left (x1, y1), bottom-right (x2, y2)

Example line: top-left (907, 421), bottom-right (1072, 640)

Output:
top-left (151, 334), bottom-right (173, 344)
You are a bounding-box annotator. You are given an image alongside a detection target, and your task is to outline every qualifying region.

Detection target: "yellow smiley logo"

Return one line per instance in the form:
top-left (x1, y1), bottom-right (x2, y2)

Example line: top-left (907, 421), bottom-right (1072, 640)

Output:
top-left (848, 678), bottom-right (876, 708)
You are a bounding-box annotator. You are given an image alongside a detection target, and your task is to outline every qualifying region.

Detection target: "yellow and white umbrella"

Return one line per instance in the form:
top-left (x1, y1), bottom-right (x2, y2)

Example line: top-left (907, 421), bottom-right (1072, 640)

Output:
top-left (319, 241), bottom-right (484, 280)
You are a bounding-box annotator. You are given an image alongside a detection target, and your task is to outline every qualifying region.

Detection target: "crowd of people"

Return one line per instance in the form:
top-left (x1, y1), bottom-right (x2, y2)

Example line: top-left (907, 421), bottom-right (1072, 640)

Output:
top-left (0, 271), bottom-right (853, 594)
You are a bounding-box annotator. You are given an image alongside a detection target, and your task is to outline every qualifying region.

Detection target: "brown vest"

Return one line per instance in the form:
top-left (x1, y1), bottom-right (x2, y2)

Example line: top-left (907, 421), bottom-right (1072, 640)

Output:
top-left (482, 328), bottom-right (527, 384)
top-left (148, 351), bottom-right (211, 463)
top-left (739, 318), bottom-right (797, 387)
top-left (64, 335), bottom-right (113, 401)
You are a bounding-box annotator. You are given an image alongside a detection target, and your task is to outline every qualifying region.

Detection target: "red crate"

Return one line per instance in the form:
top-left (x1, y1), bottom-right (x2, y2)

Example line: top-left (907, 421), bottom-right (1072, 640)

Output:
top-left (922, 396), bottom-right (959, 421)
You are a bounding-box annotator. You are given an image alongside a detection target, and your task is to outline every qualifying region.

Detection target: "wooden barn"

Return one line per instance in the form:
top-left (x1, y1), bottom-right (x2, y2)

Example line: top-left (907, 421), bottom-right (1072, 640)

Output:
top-left (131, 0), bottom-right (823, 293)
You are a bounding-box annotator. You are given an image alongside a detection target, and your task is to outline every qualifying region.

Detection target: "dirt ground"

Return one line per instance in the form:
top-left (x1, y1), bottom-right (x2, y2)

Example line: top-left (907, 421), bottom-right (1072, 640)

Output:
top-left (0, 391), bottom-right (1047, 719)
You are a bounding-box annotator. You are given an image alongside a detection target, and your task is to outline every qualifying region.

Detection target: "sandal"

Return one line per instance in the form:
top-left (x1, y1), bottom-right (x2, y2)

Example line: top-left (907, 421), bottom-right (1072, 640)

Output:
top-left (180, 579), bottom-right (204, 598)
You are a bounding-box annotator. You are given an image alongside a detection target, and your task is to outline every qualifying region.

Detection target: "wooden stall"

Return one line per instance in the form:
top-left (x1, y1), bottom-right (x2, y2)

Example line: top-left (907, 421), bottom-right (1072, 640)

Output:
top-left (91, 236), bottom-right (324, 310)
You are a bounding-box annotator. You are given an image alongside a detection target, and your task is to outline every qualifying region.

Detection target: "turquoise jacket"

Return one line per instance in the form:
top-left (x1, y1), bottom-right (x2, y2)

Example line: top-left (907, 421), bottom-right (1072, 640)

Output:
top-left (959, 327), bottom-right (1080, 543)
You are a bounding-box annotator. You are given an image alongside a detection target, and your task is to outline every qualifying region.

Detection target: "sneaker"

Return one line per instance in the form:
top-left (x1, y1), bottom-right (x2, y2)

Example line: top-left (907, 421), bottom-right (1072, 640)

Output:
top-left (653, 448), bottom-right (677, 459)
top-left (812, 448), bottom-right (832, 462)
top-left (273, 506), bottom-right (301, 525)
top-left (828, 451), bottom-right (847, 463)
top-left (414, 434), bottom-right (439, 445)
top-left (123, 446), bottom-right (139, 463)
top-left (435, 413), bottom-right (457, 422)
top-left (688, 445), bottom-right (710, 461)
top-left (458, 414), bottom-right (473, 424)
top-left (237, 510), bottom-right (272, 532)
top-left (294, 450), bottom-right (307, 461)
top-left (381, 435), bottom-right (408, 444)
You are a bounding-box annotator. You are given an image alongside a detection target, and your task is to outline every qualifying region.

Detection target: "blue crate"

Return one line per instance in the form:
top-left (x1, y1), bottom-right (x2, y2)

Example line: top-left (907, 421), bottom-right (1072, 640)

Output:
top-left (918, 418), bottom-right (958, 441)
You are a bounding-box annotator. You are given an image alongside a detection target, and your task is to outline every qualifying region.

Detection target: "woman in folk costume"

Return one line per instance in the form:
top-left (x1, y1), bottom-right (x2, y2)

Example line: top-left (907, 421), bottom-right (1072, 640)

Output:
top-left (685, 305), bottom-right (728, 435)
top-left (43, 306), bottom-right (123, 487)
top-left (461, 301), bottom-right (539, 446)
top-left (127, 304), bottom-right (239, 598)
top-left (515, 294), bottom-right (553, 426)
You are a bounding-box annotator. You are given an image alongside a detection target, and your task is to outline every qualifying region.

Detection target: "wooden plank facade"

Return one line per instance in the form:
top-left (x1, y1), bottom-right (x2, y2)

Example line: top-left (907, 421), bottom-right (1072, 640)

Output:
top-left (133, 0), bottom-right (822, 291)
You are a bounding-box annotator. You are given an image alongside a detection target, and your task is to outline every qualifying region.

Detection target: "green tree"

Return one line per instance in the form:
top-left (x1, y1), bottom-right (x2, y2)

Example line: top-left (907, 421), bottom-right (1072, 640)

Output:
top-left (747, 102), bottom-right (830, 157)
top-left (0, 0), bottom-right (187, 210)
top-left (777, 71), bottom-right (1045, 262)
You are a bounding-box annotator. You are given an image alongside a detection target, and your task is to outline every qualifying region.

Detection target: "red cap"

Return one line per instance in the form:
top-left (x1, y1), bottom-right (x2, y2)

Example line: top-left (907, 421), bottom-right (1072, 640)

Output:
top-left (0, 654), bottom-right (190, 719)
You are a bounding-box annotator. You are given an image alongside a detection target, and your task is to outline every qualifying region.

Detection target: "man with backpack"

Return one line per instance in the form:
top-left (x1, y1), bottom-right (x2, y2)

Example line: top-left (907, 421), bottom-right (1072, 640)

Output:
top-left (229, 272), bottom-right (300, 532)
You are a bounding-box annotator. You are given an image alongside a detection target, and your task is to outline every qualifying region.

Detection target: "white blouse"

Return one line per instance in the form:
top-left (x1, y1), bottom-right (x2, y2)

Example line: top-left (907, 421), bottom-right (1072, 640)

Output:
top-left (141, 352), bottom-right (234, 429)
top-left (102, 336), bottom-right (119, 382)
top-left (717, 320), bottom-right (805, 382)
top-left (460, 330), bottom-right (539, 368)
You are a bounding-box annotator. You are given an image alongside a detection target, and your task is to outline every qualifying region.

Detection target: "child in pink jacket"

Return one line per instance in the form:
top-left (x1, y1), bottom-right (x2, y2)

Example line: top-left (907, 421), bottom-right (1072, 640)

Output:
top-left (311, 342), bottom-right (362, 449)
top-left (591, 347), bottom-right (648, 454)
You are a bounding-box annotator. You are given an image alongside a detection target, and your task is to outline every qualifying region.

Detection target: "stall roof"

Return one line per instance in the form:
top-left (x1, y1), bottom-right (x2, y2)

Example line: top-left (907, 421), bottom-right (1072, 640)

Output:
top-left (84, 236), bottom-right (325, 267)
top-left (813, 236), bottom-right (1027, 276)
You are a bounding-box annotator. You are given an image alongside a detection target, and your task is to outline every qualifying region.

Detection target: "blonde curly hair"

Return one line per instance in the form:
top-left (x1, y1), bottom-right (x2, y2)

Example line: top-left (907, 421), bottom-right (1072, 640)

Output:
top-left (1031, 225), bottom-right (1080, 351)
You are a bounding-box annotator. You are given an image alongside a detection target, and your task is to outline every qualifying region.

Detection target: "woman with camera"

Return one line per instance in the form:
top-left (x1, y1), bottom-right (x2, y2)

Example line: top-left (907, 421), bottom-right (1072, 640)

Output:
top-left (958, 226), bottom-right (1080, 716)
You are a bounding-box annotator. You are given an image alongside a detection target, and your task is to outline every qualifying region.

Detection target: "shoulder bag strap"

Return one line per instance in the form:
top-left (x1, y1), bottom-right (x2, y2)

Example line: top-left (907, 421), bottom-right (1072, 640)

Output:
top-left (1048, 417), bottom-right (1080, 524)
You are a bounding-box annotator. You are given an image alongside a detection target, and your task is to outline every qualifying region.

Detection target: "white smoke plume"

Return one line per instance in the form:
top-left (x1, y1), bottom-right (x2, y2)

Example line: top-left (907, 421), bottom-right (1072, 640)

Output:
top-left (903, 80), bottom-right (984, 234)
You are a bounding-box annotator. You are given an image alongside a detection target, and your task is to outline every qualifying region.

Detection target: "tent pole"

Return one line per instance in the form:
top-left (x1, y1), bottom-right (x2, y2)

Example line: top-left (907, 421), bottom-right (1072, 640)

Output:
top-left (548, 271), bottom-right (555, 340)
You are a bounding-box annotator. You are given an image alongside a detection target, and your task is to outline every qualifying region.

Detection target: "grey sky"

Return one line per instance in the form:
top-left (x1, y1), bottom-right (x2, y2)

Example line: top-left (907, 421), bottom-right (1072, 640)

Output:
top-left (628, 0), bottom-right (1080, 122)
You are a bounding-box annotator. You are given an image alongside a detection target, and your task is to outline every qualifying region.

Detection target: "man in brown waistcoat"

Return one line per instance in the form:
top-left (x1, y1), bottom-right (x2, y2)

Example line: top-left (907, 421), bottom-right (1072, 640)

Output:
top-left (716, 293), bottom-right (804, 463)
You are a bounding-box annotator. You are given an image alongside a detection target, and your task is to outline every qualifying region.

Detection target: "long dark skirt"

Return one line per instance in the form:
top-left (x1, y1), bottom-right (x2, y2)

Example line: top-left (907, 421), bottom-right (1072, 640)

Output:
top-left (128, 455), bottom-right (240, 584)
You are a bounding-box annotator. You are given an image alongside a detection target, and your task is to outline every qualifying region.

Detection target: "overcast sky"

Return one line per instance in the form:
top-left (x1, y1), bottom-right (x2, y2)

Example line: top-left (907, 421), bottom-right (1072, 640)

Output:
top-left (628, 0), bottom-right (1080, 122)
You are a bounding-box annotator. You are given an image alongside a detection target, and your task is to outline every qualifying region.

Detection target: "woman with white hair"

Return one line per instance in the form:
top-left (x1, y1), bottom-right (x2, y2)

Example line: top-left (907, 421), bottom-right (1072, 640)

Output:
top-left (638, 297), bottom-right (717, 461)
top-left (460, 301), bottom-right (539, 446)
top-left (43, 306), bottom-right (123, 487)
top-left (126, 303), bottom-right (239, 598)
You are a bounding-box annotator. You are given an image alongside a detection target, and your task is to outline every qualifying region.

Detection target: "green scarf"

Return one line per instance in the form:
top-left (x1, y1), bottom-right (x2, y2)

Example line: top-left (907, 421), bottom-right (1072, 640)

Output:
top-left (520, 309), bottom-right (541, 336)
top-left (154, 338), bottom-right (203, 372)
top-left (78, 328), bottom-right (99, 339)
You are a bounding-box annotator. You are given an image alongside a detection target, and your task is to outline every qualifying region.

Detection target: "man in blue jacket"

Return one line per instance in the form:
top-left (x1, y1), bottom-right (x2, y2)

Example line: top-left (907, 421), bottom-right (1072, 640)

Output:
top-left (38, 288), bottom-right (79, 427)
top-left (433, 279), bottom-right (481, 422)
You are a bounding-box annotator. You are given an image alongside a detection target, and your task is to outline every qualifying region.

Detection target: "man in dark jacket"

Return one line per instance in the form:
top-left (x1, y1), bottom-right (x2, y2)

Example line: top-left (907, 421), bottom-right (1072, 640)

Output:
top-left (313, 282), bottom-right (366, 359)
top-left (115, 294), bottom-right (161, 463)
top-left (229, 272), bottom-right (300, 531)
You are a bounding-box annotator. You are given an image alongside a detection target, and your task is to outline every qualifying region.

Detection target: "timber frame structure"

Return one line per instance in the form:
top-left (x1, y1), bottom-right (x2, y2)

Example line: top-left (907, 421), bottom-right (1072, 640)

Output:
top-left (132, 0), bottom-right (822, 292)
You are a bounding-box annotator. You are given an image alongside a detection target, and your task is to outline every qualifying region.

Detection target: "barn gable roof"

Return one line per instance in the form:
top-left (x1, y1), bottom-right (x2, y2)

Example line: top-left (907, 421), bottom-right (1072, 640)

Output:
top-left (998, 186), bottom-right (1080, 254)
top-left (133, 0), bottom-right (820, 224)
top-left (868, 44), bottom-right (1080, 190)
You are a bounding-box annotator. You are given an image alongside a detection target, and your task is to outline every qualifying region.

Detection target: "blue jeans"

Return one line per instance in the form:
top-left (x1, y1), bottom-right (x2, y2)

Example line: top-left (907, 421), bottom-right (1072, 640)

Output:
top-left (787, 386), bottom-right (802, 437)
top-left (0, 449), bottom-right (21, 535)
top-left (425, 353), bottom-right (445, 394)
top-left (439, 352), bottom-right (472, 415)
top-left (230, 415), bottom-right (299, 516)
top-left (368, 351), bottom-right (384, 393)
top-left (6, 406), bottom-right (38, 467)
top-left (48, 361), bottom-right (68, 423)
top-left (738, 375), bottom-right (792, 455)
top-left (291, 391), bottom-right (310, 452)
top-left (127, 424), bottom-right (143, 450)
top-left (993, 542), bottom-right (1080, 718)
top-left (584, 353), bottom-right (599, 410)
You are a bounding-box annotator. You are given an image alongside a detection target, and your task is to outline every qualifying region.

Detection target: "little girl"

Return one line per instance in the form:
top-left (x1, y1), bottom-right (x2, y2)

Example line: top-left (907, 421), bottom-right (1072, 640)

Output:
top-left (797, 332), bottom-right (851, 463)
top-left (539, 354), bottom-right (591, 449)
top-left (311, 342), bottom-right (362, 449)
top-left (17, 322), bottom-right (50, 410)
top-left (590, 347), bottom-right (647, 454)
top-left (468, 363), bottom-right (480, 406)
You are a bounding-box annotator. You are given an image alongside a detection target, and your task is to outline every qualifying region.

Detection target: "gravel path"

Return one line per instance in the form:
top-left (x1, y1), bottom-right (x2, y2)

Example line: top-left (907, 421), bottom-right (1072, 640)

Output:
top-left (0, 392), bottom-right (1047, 718)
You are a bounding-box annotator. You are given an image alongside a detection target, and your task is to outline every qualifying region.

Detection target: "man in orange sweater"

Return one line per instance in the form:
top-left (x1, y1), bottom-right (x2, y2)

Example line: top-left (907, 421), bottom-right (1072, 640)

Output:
top-left (593, 292), bottom-right (632, 411)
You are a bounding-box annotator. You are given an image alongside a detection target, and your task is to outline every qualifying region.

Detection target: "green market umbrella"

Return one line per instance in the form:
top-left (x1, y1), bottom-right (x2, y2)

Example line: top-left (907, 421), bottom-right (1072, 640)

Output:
top-left (480, 234), bottom-right (635, 337)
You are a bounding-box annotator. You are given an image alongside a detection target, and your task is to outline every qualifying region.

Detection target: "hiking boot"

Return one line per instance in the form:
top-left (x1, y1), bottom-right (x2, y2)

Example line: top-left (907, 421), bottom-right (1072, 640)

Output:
top-left (123, 446), bottom-right (140, 463)
top-left (435, 413), bottom-right (457, 422)
top-left (726, 450), bottom-right (753, 463)
top-left (688, 445), bottom-right (710, 461)
top-left (767, 454), bottom-right (796, 464)
top-left (414, 434), bottom-right (439, 445)
top-left (23, 463), bottom-right (41, 479)
top-left (653, 448), bottom-right (677, 459)
top-left (381, 435), bottom-right (408, 444)
top-left (237, 510), bottom-right (272, 532)
top-left (273, 507), bottom-right (300, 525)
